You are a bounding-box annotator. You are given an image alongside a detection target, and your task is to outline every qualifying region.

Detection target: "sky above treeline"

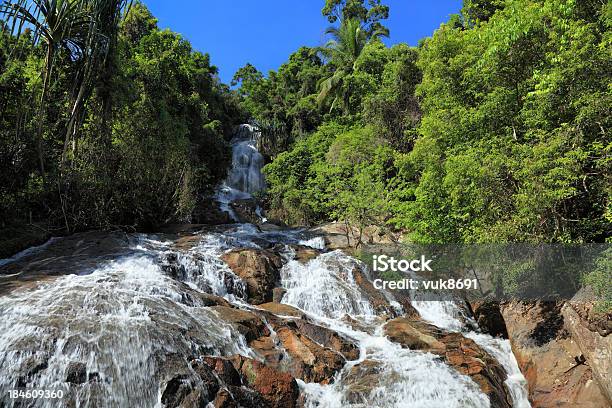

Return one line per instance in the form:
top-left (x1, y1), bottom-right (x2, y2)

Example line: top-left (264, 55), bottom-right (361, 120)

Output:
top-left (143, 1), bottom-right (462, 84)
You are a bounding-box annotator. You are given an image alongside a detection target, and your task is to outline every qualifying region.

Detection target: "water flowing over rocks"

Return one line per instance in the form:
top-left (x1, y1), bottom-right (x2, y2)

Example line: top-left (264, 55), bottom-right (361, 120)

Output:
top-left (0, 124), bottom-right (537, 408)
top-left (221, 248), bottom-right (283, 304)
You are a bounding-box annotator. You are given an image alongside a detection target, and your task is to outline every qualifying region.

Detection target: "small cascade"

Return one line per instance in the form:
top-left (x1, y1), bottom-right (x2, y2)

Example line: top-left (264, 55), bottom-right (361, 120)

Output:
top-left (0, 247), bottom-right (252, 408)
top-left (413, 299), bottom-right (532, 408)
top-left (279, 251), bottom-right (493, 407)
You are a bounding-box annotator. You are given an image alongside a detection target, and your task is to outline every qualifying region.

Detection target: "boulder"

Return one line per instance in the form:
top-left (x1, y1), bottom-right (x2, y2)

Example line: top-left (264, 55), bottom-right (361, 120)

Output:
top-left (502, 300), bottom-right (610, 407)
top-left (384, 317), bottom-right (511, 408)
top-left (230, 356), bottom-right (300, 408)
top-left (343, 359), bottom-right (385, 403)
top-left (352, 267), bottom-right (398, 318)
top-left (192, 199), bottom-right (232, 225)
top-left (230, 198), bottom-right (261, 224)
top-left (290, 319), bottom-right (360, 361)
top-left (209, 306), bottom-right (270, 342)
top-left (469, 300), bottom-right (508, 338)
top-left (221, 248), bottom-right (283, 304)
top-left (562, 290), bottom-right (612, 404)
top-left (289, 245), bottom-right (320, 263)
top-left (384, 318), bottom-right (445, 353)
top-left (273, 323), bottom-right (346, 383)
top-left (160, 356), bottom-right (301, 408)
top-left (438, 332), bottom-right (510, 408)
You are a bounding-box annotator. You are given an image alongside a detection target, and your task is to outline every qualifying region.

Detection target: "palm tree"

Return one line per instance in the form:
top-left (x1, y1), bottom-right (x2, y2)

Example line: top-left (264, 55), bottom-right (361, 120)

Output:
top-left (0, 0), bottom-right (130, 174)
top-left (1, 0), bottom-right (93, 175)
top-left (317, 18), bottom-right (387, 113)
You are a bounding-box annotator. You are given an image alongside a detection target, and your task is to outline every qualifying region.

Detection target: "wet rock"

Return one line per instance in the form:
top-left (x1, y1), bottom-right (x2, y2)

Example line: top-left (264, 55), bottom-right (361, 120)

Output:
top-left (273, 323), bottom-right (346, 383)
top-left (221, 248), bottom-right (283, 304)
top-left (192, 199), bottom-right (232, 225)
top-left (272, 287), bottom-right (286, 303)
top-left (439, 333), bottom-right (510, 408)
top-left (291, 319), bottom-right (360, 361)
top-left (257, 302), bottom-right (306, 318)
top-left (231, 356), bottom-right (300, 408)
top-left (196, 356), bottom-right (299, 408)
top-left (352, 267), bottom-right (398, 318)
top-left (65, 362), bottom-right (87, 384)
top-left (209, 306), bottom-right (270, 342)
top-left (16, 356), bottom-right (48, 388)
top-left (249, 335), bottom-right (286, 367)
top-left (469, 300), bottom-right (508, 338)
top-left (173, 234), bottom-right (202, 251)
top-left (289, 245), bottom-right (320, 263)
top-left (230, 198), bottom-right (261, 224)
top-left (384, 317), bottom-right (511, 408)
top-left (388, 289), bottom-right (420, 319)
top-left (384, 318), bottom-right (445, 353)
top-left (161, 375), bottom-right (208, 408)
top-left (0, 231), bottom-right (132, 295)
top-left (344, 360), bottom-right (385, 403)
top-left (502, 300), bottom-right (610, 407)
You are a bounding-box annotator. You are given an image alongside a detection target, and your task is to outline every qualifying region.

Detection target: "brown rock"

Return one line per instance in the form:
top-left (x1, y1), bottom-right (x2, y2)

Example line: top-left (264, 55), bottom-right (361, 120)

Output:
top-left (230, 198), bottom-right (261, 224)
top-left (384, 317), bottom-right (511, 408)
top-left (290, 245), bottom-right (320, 263)
top-left (209, 306), bottom-right (270, 342)
top-left (502, 300), bottom-right (610, 407)
top-left (221, 248), bottom-right (283, 304)
top-left (231, 356), bottom-right (300, 408)
top-left (470, 300), bottom-right (508, 338)
top-left (274, 324), bottom-right (346, 383)
top-left (257, 302), bottom-right (306, 318)
top-left (291, 319), bottom-right (360, 361)
top-left (562, 301), bottom-right (612, 404)
top-left (343, 360), bottom-right (385, 403)
top-left (272, 287), bottom-right (286, 303)
top-left (352, 267), bottom-right (397, 317)
top-left (384, 318), bottom-right (445, 353)
top-left (438, 332), bottom-right (510, 408)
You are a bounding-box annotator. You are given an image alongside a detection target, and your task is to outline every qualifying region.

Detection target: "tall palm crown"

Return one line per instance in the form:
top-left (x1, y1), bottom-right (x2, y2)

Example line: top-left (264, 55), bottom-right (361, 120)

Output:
top-left (317, 17), bottom-right (388, 112)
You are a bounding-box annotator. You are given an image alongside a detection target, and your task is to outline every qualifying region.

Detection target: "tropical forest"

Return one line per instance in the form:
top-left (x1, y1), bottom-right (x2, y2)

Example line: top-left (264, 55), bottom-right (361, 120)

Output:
top-left (0, 0), bottom-right (610, 407)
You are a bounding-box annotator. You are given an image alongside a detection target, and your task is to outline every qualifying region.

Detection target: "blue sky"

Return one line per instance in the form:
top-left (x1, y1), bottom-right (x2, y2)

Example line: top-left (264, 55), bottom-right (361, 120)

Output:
top-left (143, 1), bottom-right (462, 84)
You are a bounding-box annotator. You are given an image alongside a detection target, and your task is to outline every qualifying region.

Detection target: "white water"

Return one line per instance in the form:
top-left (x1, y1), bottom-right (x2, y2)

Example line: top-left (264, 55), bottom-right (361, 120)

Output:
top-left (280, 252), bottom-right (510, 408)
top-left (0, 243), bottom-right (252, 407)
top-left (216, 124), bottom-right (266, 221)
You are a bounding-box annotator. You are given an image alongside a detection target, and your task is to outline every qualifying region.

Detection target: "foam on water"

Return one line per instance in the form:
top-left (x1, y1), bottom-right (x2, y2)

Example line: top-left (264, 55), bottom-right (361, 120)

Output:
top-left (0, 254), bottom-right (251, 407)
top-left (280, 251), bottom-right (494, 407)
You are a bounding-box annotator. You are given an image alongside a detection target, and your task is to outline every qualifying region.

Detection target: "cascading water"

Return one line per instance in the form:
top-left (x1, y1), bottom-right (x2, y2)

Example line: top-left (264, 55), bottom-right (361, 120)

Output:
top-left (0, 124), bottom-right (532, 407)
top-left (280, 252), bottom-right (493, 407)
top-left (216, 124), bottom-right (266, 221)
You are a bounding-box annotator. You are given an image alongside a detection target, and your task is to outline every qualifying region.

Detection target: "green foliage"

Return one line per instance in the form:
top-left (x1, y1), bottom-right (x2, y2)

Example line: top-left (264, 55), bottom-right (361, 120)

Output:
top-left (322, 0), bottom-right (390, 36)
top-left (403, 0), bottom-right (611, 244)
top-left (0, 3), bottom-right (243, 232)
top-left (583, 247), bottom-right (612, 312)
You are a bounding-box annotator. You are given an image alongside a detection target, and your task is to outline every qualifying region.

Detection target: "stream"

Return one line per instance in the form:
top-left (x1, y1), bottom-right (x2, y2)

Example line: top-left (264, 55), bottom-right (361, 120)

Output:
top-left (0, 124), bottom-right (530, 408)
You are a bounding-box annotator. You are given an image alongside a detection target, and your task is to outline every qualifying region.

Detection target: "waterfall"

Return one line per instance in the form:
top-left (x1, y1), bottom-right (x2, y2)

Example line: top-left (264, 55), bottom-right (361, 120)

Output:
top-left (0, 128), bottom-right (532, 407)
top-left (216, 124), bottom-right (267, 221)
